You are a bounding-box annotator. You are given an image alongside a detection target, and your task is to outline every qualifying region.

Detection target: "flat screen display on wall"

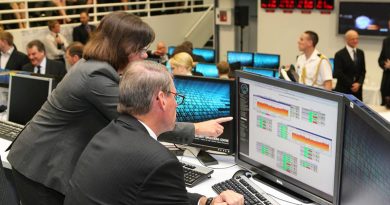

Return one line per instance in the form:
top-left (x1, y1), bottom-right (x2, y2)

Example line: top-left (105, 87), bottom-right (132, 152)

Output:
top-left (338, 2), bottom-right (390, 36)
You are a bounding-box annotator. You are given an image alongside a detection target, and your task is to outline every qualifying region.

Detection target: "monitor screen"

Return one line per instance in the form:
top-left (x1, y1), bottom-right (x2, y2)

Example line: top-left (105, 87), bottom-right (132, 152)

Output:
top-left (242, 66), bottom-right (278, 78)
top-left (8, 74), bottom-right (53, 125)
top-left (227, 51), bottom-right (254, 66)
top-left (193, 48), bottom-right (215, 63)
top-left (328, 58), bottom-right (334, 74)
top-left (338, 2), bottom-right (390, 36)
top-left (173, 75), bottom-right (235, 154)
top-left (194, 63), bottom-right (218, 78)
top-left (253, 53), bottom-right (280, 69)
top-left (338, 95), bottom-right (390, 205)
top-left (168, 46), bottom-right (175, 56)
top-left (235, 71), bottom-right (344, 204)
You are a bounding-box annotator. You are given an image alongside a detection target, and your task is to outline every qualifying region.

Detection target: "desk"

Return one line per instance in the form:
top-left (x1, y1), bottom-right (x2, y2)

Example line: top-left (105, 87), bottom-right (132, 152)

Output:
top-left (363, 85), bottom-right (381, 105)
top-left (180, 154), bottom-right (316, 205)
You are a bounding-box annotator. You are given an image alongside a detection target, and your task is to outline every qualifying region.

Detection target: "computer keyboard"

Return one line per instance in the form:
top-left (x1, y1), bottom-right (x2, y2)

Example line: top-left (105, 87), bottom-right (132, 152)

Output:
top-left (212, 174), bottom-right (280, 205)
top-left (0, 120), bottom-right (24, 141)
top-left (181, 161), bottom-right (214, 187)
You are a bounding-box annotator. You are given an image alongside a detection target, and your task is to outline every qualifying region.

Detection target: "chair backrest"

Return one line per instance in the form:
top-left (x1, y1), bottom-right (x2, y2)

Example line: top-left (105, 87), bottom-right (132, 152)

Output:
top-left (0, 156), bottom-right (19, 205)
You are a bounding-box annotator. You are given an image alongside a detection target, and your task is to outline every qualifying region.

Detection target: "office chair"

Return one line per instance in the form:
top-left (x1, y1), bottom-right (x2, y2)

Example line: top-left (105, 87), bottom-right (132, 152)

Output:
top-left (0, 156), bottom-right (19, 205)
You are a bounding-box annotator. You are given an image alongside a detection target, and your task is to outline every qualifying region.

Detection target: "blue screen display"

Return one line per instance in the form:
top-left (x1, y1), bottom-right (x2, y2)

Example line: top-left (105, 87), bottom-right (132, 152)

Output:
top-left (227, 51), bottom-right (253, 66)
top-left (328, 58), bottom-right (334, 74)
top-left (193, 48), bottom-right (215, 63)
top-left (242, 67), bottom-right (276, 78)
top-left (168, 46), bottom-right (175, 56)
top-left (195, 63), bottom-right (218, 78)
top-left (174, 77), bottom-right (231, 122)
top-left (253, 53), bottom-right (280, 69)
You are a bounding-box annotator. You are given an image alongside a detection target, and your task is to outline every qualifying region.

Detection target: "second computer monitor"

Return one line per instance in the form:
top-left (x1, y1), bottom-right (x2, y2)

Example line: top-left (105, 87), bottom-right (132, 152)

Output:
top-left (194, 63), bottom-right (218, 78)
top-left (253, 53), bottom-right (280, 69)
top-left (193, 48), bottom-right (215, 63)
top-left (8, 74), bottom-right (53, 125)
top-left (338, 95), bottom-right (390, 205)
top-left (227, 51), bottom-right (253, 66)
top-left (173, 75), bottom-right (235, 154)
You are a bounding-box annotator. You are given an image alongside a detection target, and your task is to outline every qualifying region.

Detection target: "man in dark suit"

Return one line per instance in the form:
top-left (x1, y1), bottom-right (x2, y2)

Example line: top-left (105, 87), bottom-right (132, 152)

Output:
top-left (64, 60), bottom-right (243, 205)
top-left (72, 11), bottom-right (96, 45)
top-left (22, 40), bottom-right (67, 80)
top-left (378, 19), bottom-right (390, 106)
top-left (0, 31), bottom-right (29, 70)
top-left (334, 30), bottom-right (366, 100)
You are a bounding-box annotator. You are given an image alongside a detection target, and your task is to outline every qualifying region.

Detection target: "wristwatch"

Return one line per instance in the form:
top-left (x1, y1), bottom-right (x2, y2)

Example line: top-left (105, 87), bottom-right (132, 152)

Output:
top-left (205, 197), bottom-right (213, 205)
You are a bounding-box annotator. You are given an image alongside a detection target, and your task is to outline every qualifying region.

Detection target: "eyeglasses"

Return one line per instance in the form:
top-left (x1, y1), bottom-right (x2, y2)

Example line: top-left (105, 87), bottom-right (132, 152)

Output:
top-left (168, 91), bottom-right (185, 105)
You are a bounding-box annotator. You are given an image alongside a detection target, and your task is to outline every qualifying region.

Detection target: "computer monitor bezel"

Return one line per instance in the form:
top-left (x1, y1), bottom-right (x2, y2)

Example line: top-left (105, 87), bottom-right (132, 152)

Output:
top-left (173, 75), bottom-right (236, 154)
top-left (7, 74), bottom-right (53, 125)
top-left (235, 71), bottom-right (344, 205)
top-left (253, 53), bottom-right (280, 69)
top-left (227, 51), bottom-right (254, 66)
top-left (337, 95), bottom-right (390, 205)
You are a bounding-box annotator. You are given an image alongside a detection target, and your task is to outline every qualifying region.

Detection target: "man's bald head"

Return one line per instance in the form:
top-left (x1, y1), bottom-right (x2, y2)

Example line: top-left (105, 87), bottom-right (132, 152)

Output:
top-left (345, 30), bottom-right (359, 48)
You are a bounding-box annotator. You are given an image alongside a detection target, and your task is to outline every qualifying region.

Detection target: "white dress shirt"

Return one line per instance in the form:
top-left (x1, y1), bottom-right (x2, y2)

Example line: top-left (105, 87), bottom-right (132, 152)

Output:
top-left (35, 57), bottom-right (47, 75)
top-left (346, 45), bottom-right (356, 61)
top-left (0, 46), bottom-right (14, 69)
top-left (44, 32), bottom-right (69, 60)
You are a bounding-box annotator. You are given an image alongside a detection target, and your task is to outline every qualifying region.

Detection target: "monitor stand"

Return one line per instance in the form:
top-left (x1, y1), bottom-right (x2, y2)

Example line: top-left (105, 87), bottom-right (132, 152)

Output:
top-left (252, 174), bottom-right (313, 204)
top-left (183, 147), bottom-right (218, 166)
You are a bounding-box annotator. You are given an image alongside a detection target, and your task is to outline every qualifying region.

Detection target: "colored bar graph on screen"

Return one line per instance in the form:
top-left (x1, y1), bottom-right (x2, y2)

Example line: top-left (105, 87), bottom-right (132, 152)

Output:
top-left (257, 116), bottom-right (272, 131)
top-left (302, 108), bottom-right (326, 126)
top-left (292, 132), bottom-right (329, 152)
top-left (256, 142), bottom-right (275, 159)
top-left (257, 101), bottom-right (289, 116)
top-left (277, 123), bottom-right (288, 139)
top-left (277, 150), bottom-right (297, 176)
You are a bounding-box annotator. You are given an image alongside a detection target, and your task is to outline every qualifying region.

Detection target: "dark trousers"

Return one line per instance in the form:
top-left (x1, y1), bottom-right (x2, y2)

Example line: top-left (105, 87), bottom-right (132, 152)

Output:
top-left (12, 168), bottom-right (64, 205)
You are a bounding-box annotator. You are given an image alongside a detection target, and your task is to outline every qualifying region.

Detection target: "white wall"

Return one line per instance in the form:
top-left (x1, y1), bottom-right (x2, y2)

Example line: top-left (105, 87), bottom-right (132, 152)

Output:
top-left (257, 0), bottom-right (388, 87)
top-left (217, 0), bottom-right (235, 61)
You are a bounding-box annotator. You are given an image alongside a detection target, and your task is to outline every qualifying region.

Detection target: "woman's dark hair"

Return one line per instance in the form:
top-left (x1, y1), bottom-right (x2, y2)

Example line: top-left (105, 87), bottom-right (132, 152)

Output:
top-left (83, 12), bottom-right (155, 71)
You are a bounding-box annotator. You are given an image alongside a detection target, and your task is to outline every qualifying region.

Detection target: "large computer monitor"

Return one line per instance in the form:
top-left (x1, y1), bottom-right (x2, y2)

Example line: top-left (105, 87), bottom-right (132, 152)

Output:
top-left (253, 53), bottom-right (280, 69)
top-left (194, 63), bottom-right (218, 78)
top-left (8, 74), bottom-right (53, 125)
top-left (192, 48), bottom-right (215, 63)
top-left (235, 71), bottom-right (344, 205)
top-left (227, 51), bottom-right (254, 66)
top-left (172, 75), bottom-right (235, 164)
top-left (338, 95), bottom-right (390, 205)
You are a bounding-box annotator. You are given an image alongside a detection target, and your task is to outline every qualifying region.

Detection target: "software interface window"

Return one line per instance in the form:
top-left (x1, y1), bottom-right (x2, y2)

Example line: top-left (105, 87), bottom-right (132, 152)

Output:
top-left (238, 77), bottom-right (339, 196)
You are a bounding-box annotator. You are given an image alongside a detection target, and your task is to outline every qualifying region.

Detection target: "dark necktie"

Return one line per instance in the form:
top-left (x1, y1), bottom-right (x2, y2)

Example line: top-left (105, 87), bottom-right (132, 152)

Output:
top-left (36, 65), bottom-right (41, 74)
top-left (353, 49), bottom-right (358, 64)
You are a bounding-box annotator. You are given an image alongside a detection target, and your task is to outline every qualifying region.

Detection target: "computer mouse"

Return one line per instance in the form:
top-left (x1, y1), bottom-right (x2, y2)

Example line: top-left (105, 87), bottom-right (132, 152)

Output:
top-left (232, 169), bottom-right (252, 179)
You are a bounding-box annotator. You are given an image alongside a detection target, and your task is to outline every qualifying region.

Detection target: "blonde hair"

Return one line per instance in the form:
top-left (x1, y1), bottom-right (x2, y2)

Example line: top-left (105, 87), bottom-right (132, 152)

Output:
top-left (169, 52), bottom-right (194, 72)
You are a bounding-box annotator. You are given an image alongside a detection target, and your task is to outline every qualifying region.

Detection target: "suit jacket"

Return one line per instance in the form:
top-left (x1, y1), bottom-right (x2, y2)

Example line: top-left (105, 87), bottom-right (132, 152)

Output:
top-left (8, 59), bottom-right (195, 194)
top-left (21, 58), bottom-right (67, 80)
top-left (72, 24), bottom-right (96, 45)
top-left (1, 48), bottom-right (29, 70)
top-left (65, 115), bottom-right (202, 205)
top-left (378, 36), bottom-right (390, 98)
top-left (334, 47), bottom-right (366, 100)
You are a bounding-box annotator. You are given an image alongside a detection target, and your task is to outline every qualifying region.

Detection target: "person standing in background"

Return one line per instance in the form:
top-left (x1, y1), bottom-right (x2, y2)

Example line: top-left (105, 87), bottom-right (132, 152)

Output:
top-left (334, 30), bottom-right (366, 100)
top-left (295, 30), bottom-right (333, 91)
top-left (0, 31), bottom-right (29, 70)
top-left (378, 19), bottom-right (390, 106)
top-left (72, 11), bottom-right (96, 45)
top-left (44, 20), bottom-right (69, 63)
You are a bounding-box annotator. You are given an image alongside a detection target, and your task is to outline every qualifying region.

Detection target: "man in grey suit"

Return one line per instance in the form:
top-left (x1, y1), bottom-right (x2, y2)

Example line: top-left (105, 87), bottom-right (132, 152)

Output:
top-left (65, 60), bottom-right (243, 205)
top-left (22, 39), bottom-right (67, 80)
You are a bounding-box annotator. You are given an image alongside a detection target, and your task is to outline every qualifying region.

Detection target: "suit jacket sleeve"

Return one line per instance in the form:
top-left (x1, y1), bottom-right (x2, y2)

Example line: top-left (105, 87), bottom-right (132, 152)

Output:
top-left (378, 38), bottom-right (389, 70)
top-left (159, 122), bottom-right (195, 145)
top-left (139, 159), bottom-right (199, 205)
top-left (357, 50), bottom-right (366, 85)
top-left (334, 51), bottom-right (353, 88)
